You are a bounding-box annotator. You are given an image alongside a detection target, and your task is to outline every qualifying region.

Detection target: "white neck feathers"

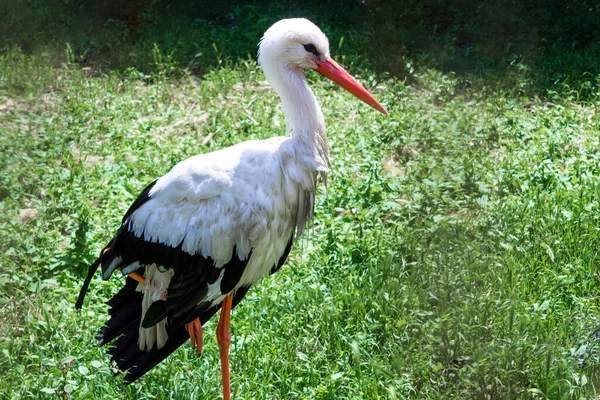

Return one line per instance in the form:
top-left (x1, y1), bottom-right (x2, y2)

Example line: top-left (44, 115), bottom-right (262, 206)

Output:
top-left (261, 61), bottom-right (330, 173)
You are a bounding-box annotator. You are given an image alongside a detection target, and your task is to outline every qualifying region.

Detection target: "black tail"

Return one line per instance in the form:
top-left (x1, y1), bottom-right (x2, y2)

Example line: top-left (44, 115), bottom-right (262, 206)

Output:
top-left (97, 276), bottom-right (251, 383)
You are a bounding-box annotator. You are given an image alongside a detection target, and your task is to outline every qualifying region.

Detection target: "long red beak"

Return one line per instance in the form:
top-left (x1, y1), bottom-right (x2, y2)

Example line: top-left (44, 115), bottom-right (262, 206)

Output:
top-left (315, 58), bottom-right (388, 115)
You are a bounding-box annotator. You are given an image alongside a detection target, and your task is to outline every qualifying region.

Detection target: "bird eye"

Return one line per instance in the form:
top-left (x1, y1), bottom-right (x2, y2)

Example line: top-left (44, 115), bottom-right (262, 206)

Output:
top-left (303, 43), bottom-right (320, 56)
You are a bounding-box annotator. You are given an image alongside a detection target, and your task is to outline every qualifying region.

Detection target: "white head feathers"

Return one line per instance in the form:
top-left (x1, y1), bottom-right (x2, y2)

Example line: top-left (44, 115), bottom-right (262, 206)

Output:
top-left (258, 18), bottom-right (330, 71)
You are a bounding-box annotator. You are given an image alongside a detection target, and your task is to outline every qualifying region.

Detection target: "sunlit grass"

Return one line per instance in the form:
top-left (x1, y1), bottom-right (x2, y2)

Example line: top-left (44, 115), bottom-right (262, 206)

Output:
top-left (1, 37), bottom-right (600, 400)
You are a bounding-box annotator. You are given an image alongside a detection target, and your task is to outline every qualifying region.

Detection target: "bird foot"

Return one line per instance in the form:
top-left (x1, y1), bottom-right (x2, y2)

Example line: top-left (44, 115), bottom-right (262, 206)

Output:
top-left (187, 318), bottom-right (203, 356)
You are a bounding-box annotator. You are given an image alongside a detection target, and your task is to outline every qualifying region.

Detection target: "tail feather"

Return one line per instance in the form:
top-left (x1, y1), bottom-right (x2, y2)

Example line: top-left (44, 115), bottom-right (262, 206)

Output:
top-left (97, 279), bottom-right (252, 383)
top-left (97, 308), bottom-right (141, 346)
top-left (120, 299), bottom-right (237, 382)
top-left (109, 322), bottom-right (142, 368)
top-left (122, 324), bottom-right (190, 382)
top-left (97, 276), bottom-right (143, 345)
top-left (107, 274), bottom-right (142, 313)
top-left (96, 276), bottom-right (193, 383)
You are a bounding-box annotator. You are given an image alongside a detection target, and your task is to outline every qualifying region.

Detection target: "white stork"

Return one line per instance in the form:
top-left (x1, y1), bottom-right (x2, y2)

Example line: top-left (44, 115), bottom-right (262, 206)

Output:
top-left (76, 18), bottom-right (387, 399)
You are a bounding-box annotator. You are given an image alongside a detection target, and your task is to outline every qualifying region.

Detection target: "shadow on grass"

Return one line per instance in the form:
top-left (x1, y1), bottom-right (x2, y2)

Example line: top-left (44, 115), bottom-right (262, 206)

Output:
top-left (59, 213), bottom-right (96, 280)
top-left (2, 0), bottom-right (599, 99)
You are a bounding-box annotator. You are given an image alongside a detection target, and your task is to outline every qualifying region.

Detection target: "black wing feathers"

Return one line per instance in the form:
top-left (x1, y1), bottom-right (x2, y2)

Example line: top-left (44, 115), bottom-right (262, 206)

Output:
top-left (96, 274), bottom-right (143, 345)
top-left (141, 300), bottom-right (168, 329)
top-left (121, 179), bottom-right (157, 224)
top-left (101, 283), bottom-right (253, 383)
top-left (220, 249), bottom-right (253, 294)
top-left (105, 228), bottom-right (227, 281)
top-left (79, 177), bottom-right (298, 383)
top-left (97, 237), bottom-right (290, 383)
top-left (75, 256), bottom-right (102, 309)
top-left (270, 238), bottom-right (293, 275)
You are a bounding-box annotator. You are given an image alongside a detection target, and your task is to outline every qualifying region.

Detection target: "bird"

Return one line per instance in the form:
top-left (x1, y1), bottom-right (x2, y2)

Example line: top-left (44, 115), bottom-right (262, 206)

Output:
top-left (75, 18), bottom-right (387, 399)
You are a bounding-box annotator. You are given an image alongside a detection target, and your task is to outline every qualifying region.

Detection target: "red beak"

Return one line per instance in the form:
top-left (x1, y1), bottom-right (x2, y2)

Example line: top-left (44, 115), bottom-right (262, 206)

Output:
top-left (315, 58), bottom-right (388, 116)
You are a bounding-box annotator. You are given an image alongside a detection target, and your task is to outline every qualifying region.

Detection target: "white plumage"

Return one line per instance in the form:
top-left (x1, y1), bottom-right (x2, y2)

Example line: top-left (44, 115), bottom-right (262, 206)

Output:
top-left (130, 136), bottom-right (317, 315)
top-left (137, 265), bottom-right (173, 351)
top-left (77, 18), bottom-right (386, 397)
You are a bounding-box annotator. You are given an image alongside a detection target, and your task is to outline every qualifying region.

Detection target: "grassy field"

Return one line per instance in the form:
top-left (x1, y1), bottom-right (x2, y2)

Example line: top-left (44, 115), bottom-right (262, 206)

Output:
top-left (2, 1), bottom-right (600, 399)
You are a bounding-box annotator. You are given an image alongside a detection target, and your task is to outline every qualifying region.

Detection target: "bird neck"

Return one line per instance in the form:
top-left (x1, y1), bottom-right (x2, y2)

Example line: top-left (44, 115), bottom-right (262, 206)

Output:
top-left (264, 64), bottom-right (330, 173)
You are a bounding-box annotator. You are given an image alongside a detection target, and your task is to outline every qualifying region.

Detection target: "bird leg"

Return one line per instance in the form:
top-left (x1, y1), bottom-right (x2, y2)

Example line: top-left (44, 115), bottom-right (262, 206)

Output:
top-left (217, 295), bottom-right (233, 400)
top-left (127, 271), bottom-right (146, 285)
top-left (187, 318), bottom-right (203, 356)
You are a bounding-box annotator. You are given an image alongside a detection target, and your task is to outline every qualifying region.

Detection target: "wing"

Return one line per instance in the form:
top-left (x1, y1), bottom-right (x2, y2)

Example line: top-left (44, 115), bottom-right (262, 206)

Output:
top-left (99, 140), bottom-right (289, 300)
top-left (96, 272), bottom-right (254, 383)
top-left (76, 138), bottom-right (299, 382)
top-left (99, 238), bottom-right (293, 383)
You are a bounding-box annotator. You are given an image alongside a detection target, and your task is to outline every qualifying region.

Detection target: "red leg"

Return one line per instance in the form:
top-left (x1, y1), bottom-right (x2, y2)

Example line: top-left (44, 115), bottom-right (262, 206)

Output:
top-left (186, 318), bottom-right (203, 356)
top-left (217, 296), bottom-right (233, 400)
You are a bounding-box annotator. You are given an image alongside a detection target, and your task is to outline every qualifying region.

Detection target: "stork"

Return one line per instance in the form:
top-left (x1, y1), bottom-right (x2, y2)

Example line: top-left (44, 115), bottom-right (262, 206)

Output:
top-left (75, 18), bottom-right (387, 399)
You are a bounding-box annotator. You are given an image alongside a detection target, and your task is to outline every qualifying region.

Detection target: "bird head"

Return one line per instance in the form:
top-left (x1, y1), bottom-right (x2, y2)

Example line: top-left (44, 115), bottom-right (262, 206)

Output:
top-left (259, 18), bottom-right (330, 71)
top-left (259, 18), bottom-right (388, 115)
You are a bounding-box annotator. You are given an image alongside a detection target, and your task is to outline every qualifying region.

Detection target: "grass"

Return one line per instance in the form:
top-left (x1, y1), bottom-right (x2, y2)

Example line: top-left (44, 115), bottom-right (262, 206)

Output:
top-left (2, 2), bottom-right (600, 399)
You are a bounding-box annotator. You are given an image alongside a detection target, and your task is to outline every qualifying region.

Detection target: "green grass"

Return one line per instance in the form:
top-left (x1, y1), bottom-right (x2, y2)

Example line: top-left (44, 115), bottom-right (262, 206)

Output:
top-left (2, 3), bottom-right (600, 399)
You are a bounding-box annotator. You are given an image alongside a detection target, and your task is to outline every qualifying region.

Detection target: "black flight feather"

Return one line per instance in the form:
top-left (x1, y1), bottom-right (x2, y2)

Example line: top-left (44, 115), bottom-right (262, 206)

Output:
top-left (106, 271), bottom-right (143, 314)
top-left (270, 238), bottom-right (293, 275)
top-left (96, 275), bottom-right (143, 345)
top-left (94, 234), bottom-right (293, 382)
top-left (100, 284), bottom-right (252, 383)
top-left (75, 256), bottom-right (102, 309)
top-left (169, 287), bottom-right (209, 320)
top-left (141, 300), bottom-right (168, 329)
